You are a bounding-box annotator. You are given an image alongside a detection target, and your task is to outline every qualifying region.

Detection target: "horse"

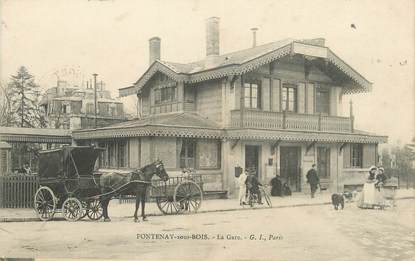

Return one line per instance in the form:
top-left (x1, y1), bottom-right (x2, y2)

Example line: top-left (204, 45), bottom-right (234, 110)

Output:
top-left (99, 160), bottom-right (169, 222)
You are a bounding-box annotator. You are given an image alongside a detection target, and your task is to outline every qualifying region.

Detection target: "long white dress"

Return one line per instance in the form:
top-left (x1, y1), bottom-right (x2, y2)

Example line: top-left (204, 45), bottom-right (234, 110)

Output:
top-left (358, 173), bottom-right (384, 208)
top-left (362, 180), bottom-right (377, 205)
top-left (238, 173), bottom-right (248, 204)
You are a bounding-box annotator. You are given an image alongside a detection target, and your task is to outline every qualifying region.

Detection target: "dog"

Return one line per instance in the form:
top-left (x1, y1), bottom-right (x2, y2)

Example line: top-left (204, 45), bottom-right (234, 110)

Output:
top-left (331, 193), bottom-right (345, 210)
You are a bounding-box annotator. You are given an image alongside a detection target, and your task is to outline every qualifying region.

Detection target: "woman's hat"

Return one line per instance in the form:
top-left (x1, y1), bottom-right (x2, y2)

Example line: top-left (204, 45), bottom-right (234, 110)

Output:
top-left (369, 166), bottom-right (377, 171)
top-left (378, 167), bottom-right (385, 172)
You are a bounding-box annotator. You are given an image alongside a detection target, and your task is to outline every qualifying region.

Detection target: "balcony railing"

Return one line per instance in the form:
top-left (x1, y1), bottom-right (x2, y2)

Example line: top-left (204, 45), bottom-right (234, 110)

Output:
top-left (230, 109), bottom-right (353, 133)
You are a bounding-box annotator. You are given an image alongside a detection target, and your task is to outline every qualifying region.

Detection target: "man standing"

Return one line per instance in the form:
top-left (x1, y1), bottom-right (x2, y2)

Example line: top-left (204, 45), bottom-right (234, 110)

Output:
top-left (306, 164), bottom-right (320, 198)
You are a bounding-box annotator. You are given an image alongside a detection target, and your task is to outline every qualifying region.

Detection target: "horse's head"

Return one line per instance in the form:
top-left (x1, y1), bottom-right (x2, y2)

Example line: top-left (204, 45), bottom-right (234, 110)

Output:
top-left (154, 160), bottom-right (169, 182)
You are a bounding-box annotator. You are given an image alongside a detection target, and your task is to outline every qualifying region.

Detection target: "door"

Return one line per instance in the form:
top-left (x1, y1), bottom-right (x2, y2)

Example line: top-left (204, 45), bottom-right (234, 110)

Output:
top-left (280, 146), bottom-right (301, 192)
top-left (245, 145), bottom-right (260, 177)
top-left (317, 147), bottom-right (330, 180)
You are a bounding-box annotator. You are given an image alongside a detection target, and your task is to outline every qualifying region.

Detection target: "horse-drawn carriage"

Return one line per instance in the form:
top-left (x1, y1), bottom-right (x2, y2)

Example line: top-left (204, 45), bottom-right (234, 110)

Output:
top-left (34, 146), bottom-right (106, 221)
top-left (151, 169), bottom-right (203, 215)
top-left (34, 146), bottom-right (204, 222)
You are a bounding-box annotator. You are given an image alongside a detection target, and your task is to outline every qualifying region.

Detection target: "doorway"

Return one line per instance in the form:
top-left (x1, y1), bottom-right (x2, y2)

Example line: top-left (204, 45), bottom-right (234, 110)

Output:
top-left (280, 146), bottom-right (301, 192)
top-left (245, 145), bottom-right (260, 177)
top-left (317, 147), bottom-right (330, 179)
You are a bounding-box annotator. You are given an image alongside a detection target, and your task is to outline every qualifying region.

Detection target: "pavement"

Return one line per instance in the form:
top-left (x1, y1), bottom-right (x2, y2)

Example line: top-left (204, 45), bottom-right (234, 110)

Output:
top-left (0, 188), bottom-right (414, 222)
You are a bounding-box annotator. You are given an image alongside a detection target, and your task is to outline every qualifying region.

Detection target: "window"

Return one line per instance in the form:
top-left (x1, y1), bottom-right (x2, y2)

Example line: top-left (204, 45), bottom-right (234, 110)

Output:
top-left (118, 141), bottom-right (128, 168)
top-left (316, 85), bottom-right (330, 114)
top-left (180, 139), bottom-right (196, 168)
top-left (351, 144), bottom-right (363, 168)
top-left (155, 86), bottom-right (177, 104)
top-left (281, 84), bottom-right (297, 112)
top-left (86, 103), bottom-right (94, 114)
top-left (244, 81), bottom-right (261, 109)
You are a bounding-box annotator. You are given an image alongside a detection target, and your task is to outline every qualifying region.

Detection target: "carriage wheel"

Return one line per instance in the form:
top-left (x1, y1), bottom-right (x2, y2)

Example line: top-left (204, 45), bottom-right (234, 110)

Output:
top-left (156, 196), bottom-right (180, 215)
top-left (34, 186), bottom-right (56, 221)
top-left (174, 181), bottom-right (203, 213)
top-left (87, 200), bottom-right (103, 220)
top-left (62, 197), bottom-right (83, 222)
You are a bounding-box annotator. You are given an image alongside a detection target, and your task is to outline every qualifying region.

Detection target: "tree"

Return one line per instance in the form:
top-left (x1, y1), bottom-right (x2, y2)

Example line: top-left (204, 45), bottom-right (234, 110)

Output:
top-left (0, 82), bottom-right (13, 126)
top-left (7, 66), bottom-right (46, 128)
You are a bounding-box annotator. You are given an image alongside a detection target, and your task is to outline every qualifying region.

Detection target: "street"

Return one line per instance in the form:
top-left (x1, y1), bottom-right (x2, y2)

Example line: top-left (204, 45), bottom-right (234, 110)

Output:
top-left (0, 199), bottom-right (414, 261)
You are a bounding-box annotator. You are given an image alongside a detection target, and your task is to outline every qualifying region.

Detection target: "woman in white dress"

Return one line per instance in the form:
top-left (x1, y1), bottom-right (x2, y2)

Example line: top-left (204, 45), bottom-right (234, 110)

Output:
top-left (357, 166), bottom-right (378, 208)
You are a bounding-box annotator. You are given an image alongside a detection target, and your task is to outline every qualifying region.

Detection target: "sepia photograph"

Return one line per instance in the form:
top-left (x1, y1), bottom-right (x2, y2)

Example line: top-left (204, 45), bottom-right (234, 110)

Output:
top-left (0, 0), bottom-right (414, 260)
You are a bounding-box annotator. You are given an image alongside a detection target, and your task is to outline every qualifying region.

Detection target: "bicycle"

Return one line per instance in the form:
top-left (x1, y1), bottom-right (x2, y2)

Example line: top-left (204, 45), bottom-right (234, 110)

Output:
top-left (245, 185), bottom-right (272, 208)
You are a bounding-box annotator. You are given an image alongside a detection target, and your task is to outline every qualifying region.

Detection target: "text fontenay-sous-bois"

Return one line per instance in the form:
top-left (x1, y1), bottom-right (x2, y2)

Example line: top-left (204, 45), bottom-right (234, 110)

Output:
top-left (136, 233), bottom-right (283, 241)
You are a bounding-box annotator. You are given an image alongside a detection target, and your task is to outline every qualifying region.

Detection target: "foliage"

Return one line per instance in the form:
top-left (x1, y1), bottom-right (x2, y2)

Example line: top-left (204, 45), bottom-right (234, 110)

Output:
top-left (0, 83), bottom-right (13, 126)
top-left (381, 142), bottom-right (415, 188)
top-left (6, 66), bottom-right (47, 128)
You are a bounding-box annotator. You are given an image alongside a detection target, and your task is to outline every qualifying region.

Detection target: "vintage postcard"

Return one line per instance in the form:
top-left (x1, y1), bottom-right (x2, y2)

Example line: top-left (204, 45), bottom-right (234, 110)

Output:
top-left (0, 0), bottom-right (414, 260)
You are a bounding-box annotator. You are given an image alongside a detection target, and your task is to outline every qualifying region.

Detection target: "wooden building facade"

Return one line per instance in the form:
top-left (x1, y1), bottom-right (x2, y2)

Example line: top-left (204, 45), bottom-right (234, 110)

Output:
top-left (73, 17), bottom-right (387, 195)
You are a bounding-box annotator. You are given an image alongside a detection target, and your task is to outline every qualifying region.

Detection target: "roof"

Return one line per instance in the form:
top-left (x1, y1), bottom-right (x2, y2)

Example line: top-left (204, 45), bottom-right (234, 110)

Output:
top-left (105, 112), bottom-right (220, 129)
top-left (120, 39), bottom-right (372, 97)
top-left (0, 127), bottom-right (72, 143)
top-left (160, 38), bottom-right (294, 74)
top-left (73, 112), bottom-right (223, 139)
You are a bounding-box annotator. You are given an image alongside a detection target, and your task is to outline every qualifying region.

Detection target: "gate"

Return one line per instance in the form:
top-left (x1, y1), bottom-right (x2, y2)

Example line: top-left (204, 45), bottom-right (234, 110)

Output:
top-left (0, 175), bottom-right (39, 208)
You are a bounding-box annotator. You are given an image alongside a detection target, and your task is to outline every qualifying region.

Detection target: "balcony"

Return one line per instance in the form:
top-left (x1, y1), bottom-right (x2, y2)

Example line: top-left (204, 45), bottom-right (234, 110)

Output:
top-left (230, 110), bottom-right (353, 133)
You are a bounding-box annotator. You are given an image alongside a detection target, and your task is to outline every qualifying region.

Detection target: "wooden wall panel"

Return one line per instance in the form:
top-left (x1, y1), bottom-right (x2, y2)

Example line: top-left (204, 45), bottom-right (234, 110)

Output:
top-left (307, 83), bottom-right (315, 114)
top-left (196, 80), bottom-right (222, 123)
top-left (271, 78), bottom-right (281, 112)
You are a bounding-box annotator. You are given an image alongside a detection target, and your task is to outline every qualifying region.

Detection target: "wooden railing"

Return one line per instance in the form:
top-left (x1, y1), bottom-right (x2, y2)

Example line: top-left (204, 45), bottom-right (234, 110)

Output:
top-left (0, 175), bottom-right (39, 208)
top-left (230, 110), bottom-right (353, 133)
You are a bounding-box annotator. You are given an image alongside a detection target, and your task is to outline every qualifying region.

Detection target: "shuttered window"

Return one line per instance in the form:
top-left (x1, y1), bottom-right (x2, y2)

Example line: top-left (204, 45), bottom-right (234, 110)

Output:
top-left (316, 85), bottom-right (330, 115)
top-left (155, 86), bottom-right (177, 104)
top-left (282, 84), bottom-right (297, 112)
top-left (180, 139), bottom-right (196, 168)
top-left (244, 81), bottom-right (261, 109)
top-left (350, 143), bottom-right (363, 168)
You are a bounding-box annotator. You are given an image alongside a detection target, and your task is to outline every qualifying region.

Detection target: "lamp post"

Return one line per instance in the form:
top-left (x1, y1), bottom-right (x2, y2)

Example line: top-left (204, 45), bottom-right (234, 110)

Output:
top-left (93, 73), bottom-right (98, 128)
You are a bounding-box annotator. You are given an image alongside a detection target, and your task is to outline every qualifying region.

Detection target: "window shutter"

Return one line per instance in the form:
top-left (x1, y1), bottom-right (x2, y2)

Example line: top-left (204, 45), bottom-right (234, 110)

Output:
top-left (272, 79), bottom-right (281, 112)
top-left (307, 83), bottom-right (314, 114)
top-left (297, 83), bottom-right (306, 113)
top-left (363, 144), bottom-right (376, 168)
top-left (343, 144), bottom-right (351, 168)
top-left (261, 78), bottom-right (270, 111)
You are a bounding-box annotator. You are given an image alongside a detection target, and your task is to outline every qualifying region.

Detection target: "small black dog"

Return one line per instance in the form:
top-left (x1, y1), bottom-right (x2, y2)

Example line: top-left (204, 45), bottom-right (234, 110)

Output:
top-left (331, 193), bottom-right (345, 210)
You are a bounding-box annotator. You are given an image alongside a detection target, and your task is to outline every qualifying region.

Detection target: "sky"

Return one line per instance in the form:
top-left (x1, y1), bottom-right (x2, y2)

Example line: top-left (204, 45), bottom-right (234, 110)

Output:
top-left (1, 0), bottom-right (414, 143)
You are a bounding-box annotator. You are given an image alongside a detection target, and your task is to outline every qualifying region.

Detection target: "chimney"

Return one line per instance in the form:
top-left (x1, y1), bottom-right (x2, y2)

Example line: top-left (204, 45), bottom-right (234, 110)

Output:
top-left (149, 37), bottom-right (161, 66)
top-left (251, 27), bottom-right (258, 47)
top-left (206, 17), bottom-right (220, 56)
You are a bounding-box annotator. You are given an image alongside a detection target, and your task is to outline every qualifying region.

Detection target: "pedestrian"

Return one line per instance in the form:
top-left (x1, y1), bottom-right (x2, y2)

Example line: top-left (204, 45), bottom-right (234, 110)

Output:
top-left (235, 165), bottom-right (247, 205)
top-left (306, 164), bottom-right (320, 198)
top-left (270, 174), bottom-right (282, 196)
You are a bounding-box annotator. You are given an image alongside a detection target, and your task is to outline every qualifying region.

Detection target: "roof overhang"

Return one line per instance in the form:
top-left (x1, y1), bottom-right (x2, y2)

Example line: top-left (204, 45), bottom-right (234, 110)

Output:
top-left (73, 125), bottom-right (387, 144)
top-left (226, 128), bottom-right (387, 144)
top-left (0, 127), bottom-right (72, 144)
top-left (73, 125), bottom-right (224, 140)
